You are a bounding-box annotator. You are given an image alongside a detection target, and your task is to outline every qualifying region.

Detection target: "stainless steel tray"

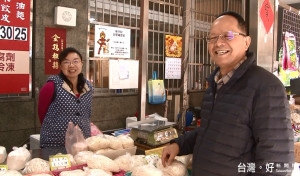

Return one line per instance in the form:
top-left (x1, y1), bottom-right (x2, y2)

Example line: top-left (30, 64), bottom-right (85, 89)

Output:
top-left (131, 120), bottom-right (176, 132)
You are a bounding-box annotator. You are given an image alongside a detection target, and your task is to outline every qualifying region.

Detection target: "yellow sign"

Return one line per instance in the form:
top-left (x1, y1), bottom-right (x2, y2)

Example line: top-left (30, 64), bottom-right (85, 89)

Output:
top-left (145, 146), bottom-right (166, 157)
top-left (49, 154), bottom-right (71, 171)
top-left (0, 165), bottom-right (8, 171)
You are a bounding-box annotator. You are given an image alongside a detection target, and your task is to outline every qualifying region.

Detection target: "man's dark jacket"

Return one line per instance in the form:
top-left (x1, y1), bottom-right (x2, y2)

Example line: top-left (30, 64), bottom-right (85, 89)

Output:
top-left (174, 53), bottom-right (294, 176)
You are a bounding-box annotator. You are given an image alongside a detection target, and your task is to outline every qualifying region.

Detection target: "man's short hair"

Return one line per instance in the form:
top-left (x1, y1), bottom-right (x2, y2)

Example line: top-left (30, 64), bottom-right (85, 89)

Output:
top-left (217, 11), bottom-right (247, 34)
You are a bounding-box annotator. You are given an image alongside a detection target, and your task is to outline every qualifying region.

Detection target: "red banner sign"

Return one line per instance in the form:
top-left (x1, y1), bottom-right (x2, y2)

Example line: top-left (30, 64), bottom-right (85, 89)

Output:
top-left (259, 0), bottom-right (274, 34)
top-left (0, 0), bottom-right (30, 51)
top-left (44, 27), bottom-right (66, 75)
top-left (0, 0), bottom-right (30, 94)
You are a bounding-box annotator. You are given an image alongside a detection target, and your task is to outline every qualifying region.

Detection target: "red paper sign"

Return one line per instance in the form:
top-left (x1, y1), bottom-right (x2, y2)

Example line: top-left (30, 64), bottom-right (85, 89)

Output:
top-left (259, 0), bottom-right (274, 34)
top-left (0, 0), bottom-right (30, 51)
top-left (44, 27), bottom-right (66, 75)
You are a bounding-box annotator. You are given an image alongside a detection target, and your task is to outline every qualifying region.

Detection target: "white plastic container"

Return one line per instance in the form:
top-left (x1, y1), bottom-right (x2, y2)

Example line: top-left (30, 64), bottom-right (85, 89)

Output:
top-left (30, 134), bottom-right (40, 150)
top-left (126, 117), bottom-right (137, 128)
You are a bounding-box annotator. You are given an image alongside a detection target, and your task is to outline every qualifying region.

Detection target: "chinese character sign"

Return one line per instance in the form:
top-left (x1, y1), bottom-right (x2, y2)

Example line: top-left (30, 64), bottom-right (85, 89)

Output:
top-left (44, 27), bottom-right (66, 75)
top-left (0, 0), bottom-right (30, 51)
top-left (0, 0), bottom-right (30, 94)
top-left (259, 0), bottom-right (274, 34)
top-left (94, 25), bottom-right (131, 58)
top-left (0, 50), bottom-right (29, 93)
top-left (0, 50), bottom-right (29, 73)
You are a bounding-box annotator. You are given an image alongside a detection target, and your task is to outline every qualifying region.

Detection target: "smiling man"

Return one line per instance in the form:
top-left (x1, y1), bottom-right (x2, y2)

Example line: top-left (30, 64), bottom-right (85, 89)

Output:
top-left (161, 11), bottom-right (294, 176)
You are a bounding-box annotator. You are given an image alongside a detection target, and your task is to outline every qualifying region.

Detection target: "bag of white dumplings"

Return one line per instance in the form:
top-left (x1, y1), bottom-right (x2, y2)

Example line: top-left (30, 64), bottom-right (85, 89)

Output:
top-left (7, 144), bottom-right (31, 170)
top-left (0, 146), bottom-right (7, 163)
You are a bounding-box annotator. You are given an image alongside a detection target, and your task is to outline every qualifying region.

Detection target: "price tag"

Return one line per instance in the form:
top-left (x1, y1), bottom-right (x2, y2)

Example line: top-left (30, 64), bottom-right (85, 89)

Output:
top-left (49, 154), bottom-right (71, 171)
top-left (0, 25), bottom-right (13, 40)
top-left (0, 165), bottom-right (8, 171)
top-left (0, 25), bottom-right (28, 41)
top-left (14, 27), bottom-right (28, 41)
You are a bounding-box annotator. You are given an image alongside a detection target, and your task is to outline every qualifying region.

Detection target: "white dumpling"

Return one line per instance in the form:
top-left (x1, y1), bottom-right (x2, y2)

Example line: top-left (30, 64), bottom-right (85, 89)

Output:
top-left (87, 154), bottom-right (119, 172)
top-left (23, 158), bottom-right (50, 174)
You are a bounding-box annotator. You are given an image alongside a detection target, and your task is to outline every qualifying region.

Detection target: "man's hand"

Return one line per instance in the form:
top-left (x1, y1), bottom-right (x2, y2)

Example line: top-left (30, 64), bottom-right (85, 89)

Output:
top-left (161, 143), bottom-right (180, 167)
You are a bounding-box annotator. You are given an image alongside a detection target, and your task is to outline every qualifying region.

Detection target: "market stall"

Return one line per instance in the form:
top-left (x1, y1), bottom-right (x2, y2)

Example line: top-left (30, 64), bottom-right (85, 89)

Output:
top-left (0, 132), bottom-right (192, 176)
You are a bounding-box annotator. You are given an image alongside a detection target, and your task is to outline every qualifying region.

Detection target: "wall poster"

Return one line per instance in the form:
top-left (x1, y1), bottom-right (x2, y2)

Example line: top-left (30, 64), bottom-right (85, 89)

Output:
top-left (165, 35), bottom-right (182, 58)
top-left (94, 25), bottom-right (131, 58)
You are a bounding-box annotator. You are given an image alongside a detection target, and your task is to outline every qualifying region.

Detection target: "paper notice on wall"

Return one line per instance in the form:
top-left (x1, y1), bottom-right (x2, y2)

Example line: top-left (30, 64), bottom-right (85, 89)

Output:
top-left (94, 25), bottom-right (131, 58)
top-left (109, 59), bottom-right (139, 89)
top-left (119, 60), bottom-right (129, 80)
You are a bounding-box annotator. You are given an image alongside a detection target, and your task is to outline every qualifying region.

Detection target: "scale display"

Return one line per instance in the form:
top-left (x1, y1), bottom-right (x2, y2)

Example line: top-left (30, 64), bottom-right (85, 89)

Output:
top-left (130, 120), bottom-right (178, 146)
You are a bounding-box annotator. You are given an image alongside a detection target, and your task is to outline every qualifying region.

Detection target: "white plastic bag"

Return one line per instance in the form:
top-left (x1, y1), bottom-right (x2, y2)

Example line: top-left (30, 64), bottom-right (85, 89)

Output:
top-left (0, 146), bottom-right (7, 163)
top-left (7, 144), bottom-right (31, 170)
top-left (65, 122), bottom-right (88, 156)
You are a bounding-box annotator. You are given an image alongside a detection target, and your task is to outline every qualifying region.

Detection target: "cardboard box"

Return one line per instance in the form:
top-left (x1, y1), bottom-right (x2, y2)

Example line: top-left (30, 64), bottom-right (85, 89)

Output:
top-left (295, 142), bottom-right (300, 163)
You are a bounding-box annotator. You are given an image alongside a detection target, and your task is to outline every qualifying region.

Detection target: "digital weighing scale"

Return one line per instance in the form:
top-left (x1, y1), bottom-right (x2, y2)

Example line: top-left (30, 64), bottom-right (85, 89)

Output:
top-left (129, 119), bottom-right (178, 146)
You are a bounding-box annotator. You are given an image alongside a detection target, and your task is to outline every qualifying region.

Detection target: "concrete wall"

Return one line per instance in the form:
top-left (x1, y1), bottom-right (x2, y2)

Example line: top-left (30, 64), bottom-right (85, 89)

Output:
top-left (92, 95), bottom-right (139, 130)
top-left (0, 99), bottom-right (36, 152)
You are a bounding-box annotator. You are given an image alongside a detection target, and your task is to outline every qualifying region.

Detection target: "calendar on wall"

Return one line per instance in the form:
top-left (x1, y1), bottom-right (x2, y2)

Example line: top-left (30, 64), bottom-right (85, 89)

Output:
top-left (165, 57), bottom-right (181, 79)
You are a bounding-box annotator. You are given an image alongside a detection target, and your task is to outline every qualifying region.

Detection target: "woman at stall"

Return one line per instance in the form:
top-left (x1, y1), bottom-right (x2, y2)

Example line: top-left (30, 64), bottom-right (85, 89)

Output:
top-left (38, 47), bottom-right (93, 148)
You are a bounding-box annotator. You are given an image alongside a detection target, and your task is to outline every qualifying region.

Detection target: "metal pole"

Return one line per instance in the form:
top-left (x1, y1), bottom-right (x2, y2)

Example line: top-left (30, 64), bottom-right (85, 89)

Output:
top-left (138, 0), bottom-right (149, 121)
top-left (273, 0), bottom-right (279, 73)
top-left (178, 0), bottom-right (191, 132)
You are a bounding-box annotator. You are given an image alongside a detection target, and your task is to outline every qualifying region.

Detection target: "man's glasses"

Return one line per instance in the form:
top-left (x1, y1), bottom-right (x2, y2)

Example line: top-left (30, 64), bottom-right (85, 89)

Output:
top-left (206, 31), bottom-right (246, 43)
top-left (61, 59), bottom-right (81, 66)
